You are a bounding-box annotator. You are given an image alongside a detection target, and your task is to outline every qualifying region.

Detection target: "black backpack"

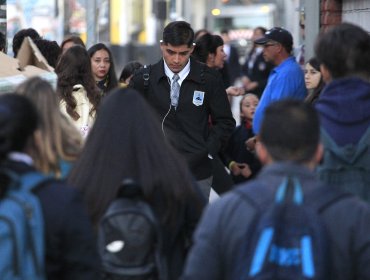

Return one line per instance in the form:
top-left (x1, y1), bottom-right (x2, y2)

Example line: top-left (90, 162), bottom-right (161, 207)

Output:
top-left (233, 176), bottom-right (349, 280)
top-left (98, 179), bottom-right (168, 280)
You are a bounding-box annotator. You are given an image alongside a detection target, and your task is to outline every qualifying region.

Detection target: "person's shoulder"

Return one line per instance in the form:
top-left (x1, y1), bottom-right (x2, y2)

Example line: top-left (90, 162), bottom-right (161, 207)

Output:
top-left (206, 184), bottom-right (258, 215)
top-left (283, 57), bottom-right (304, 72)
top-left (199, 63), bottom-right (223, 81)
top-left (35, 178), bottom-right (82, 205)
top-left (130, 60), bottom-right (162, 86)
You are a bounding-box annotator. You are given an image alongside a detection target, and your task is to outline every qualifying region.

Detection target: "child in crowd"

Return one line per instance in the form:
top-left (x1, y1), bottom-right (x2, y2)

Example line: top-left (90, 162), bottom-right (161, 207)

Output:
top-left (224, 93), bottom-right (262, 184)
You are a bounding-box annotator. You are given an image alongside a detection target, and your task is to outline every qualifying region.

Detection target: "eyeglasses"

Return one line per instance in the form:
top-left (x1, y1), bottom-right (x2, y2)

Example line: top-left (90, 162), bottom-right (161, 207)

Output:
top-left (264, 43), bottom-right (278, 48)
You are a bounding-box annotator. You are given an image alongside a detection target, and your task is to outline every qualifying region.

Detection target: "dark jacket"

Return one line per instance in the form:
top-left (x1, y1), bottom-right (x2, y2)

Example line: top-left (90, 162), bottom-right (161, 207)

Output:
top-left (130, 58), bottom-right (235, 180)
top-left (242, 48), bottom-right (274, 98)
top-left (225, 44), bottom-right (241, 85)
top-left (182, 162), bottom-right (370, 280)
top-left (224, 122), bottom-right (261, 183)
top-left (1, 160), bottom-right (100, 280)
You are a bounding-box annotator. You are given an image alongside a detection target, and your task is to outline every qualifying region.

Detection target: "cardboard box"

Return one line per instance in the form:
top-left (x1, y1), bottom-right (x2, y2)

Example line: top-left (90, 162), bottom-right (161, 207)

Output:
top-left (0, 37), bottom-right (57, 94)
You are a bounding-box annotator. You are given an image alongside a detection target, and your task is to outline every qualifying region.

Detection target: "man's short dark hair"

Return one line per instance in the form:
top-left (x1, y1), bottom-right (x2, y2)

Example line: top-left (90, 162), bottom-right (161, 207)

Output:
top-left (162, 21), bottom-right (194, 47)
top-left (260, 100), bottom-right (320, 163)
top-left (315, 22), bottom-right (370, 79)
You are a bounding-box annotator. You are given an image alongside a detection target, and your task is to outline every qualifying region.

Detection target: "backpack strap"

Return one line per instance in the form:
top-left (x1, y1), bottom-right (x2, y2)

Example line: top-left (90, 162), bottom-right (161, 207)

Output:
top-left (236, 176), bottom-right (351, 213)
top-left (305, 185), bottom-right (352, 213)
top-left (235, 181), bottom-right (273, 211)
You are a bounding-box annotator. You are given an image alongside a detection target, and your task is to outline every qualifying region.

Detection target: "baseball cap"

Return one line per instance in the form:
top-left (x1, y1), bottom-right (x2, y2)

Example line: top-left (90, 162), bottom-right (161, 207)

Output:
top-left (254, 27), bottom-right (293, 51)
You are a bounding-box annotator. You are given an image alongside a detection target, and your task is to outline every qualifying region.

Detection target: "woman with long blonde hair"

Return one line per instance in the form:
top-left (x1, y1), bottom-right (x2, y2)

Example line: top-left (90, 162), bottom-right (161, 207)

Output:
top-left (16, 77), bottom-right (83, 178)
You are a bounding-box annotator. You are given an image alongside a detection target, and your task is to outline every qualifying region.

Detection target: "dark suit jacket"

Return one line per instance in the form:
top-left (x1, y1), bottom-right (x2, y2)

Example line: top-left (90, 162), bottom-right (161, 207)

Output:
top-left (226, 44), bottom-right (241, 85)
top-left (242, 48), bottom-right (274, 97)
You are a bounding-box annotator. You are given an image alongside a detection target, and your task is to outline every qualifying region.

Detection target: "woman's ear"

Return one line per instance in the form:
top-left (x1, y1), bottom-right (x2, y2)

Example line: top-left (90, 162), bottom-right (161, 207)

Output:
top-left (207, 53), bottom-right (215, 67)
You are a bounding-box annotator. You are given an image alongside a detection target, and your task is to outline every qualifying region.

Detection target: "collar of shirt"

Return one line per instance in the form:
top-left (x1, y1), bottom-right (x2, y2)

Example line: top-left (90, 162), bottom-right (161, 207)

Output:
top-left (272, 56), bottom-right (296, 74)
top-left (223, 44), bottom-right (231, 58)
top-left (8, 152), bottom-right (34, 166)
top-left (163, 59), bottom-right (191, 86)
top-left (255, 46), bottom-right (263, 55)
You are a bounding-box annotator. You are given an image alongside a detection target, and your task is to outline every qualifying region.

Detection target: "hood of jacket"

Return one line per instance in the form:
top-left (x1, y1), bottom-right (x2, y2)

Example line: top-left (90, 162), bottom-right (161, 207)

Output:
top-left (315, 77), bottom-right (370, 146)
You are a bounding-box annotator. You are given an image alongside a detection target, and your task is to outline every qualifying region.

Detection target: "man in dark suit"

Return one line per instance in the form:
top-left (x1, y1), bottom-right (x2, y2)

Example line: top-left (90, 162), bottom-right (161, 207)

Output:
top-left (241, 26), bottom-right (274, 98)
top-left (221, 29), bottom-right (241, 86)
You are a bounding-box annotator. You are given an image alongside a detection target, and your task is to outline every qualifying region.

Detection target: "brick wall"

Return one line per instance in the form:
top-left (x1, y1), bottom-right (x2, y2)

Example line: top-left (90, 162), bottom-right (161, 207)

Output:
top-left (321, 0), bottom-right (342, 31)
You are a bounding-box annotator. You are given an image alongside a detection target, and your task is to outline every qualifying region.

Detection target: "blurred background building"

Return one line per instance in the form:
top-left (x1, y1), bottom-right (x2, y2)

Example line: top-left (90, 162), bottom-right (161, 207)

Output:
top-left (1, 0), bottom-right (370, 72)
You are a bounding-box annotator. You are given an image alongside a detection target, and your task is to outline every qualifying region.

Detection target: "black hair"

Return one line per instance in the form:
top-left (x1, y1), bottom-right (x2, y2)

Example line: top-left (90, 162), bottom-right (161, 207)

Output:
top-left (12, 28), bottom-right (41, 57)
top-left (119, 61), bottom-right (143, 82)
top-left (260, 100), bottom-right (320, 163)
top-left (192, 33), bottom-right (224, 63)
top-left (315, 22), bottom-right (370, 79)
top-left (68, 88), bottom-right (203, 229)
top-left (0, 31), bottom-right (6, 52)
top-left (34, 39), bottom-right (62, 68)
top-left (0, 94), bottom-right (38, 160)
top-left (162, 21), bottom-right (194, 47)
top-left (87, 43), bottom-right (118, 93)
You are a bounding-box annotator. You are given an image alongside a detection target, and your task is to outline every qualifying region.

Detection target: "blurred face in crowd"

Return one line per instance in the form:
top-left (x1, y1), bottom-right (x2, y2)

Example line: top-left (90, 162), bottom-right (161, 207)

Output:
top-left (240, 94), bottom-right (259, 122)
top-left (62, 41), bottom-right (75, 53)
top-left (304, 62), bottom-right (322, 89)
top-left (160, 43), bottom-right (194, 73)
top-left (209, 45), bottom-right (226, 69)
top-left (262, 40), bottom-right (280, 65)
top-left (252, 28), bottom-right (265, 41)
top-left (91, 49), bottom-right (111, 81)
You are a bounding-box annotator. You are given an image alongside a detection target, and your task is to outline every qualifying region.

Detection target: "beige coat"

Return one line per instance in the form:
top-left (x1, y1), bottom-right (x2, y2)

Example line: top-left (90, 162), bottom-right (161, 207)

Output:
top-left (60, 84), bottom-right (95, 138)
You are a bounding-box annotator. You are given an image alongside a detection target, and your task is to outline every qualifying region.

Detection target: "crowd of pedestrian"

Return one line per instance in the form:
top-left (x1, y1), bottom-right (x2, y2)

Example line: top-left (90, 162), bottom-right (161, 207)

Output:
top-left (0, 19), bottom-right (370, 280)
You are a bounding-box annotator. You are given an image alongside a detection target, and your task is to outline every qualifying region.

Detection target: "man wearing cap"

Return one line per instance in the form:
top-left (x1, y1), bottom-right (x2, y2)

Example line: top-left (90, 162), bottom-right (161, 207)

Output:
top-left (129, 21), bottom-right (235, 198)
top-left (251, 27), bottom-right (306, 135)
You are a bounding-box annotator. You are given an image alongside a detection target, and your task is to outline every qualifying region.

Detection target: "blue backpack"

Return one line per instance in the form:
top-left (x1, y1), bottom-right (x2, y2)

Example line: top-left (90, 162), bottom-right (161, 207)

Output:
top-left (0, 170), bottom-right (48, 280)
top-left (234, 176), bottom-right (349, 280)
